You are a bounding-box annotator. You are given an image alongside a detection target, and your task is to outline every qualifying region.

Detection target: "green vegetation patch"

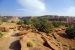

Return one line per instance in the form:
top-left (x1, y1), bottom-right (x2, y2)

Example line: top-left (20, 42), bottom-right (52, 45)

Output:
top-left (65, 25), bottom-right (75, 39)
top-left (27, 40), bottom-right (36, 47)
top-left (52, 22), bottom-right (62, 27)
top-left (31, 17), bottom-right (53, 33)
top-left (0, 32), bottom-right (3, 38)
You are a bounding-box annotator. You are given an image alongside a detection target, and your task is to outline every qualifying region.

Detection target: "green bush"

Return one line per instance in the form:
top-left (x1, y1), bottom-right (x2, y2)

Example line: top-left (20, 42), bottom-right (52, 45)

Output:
top-left (17, 20), bottom-right (24, 25)
top-left (65, 27), bottom-right (75, 39)
top-left (2, 18), bottom-right (8, 22)
top-left (52, 22), bottom-right (61, 27)
top-left (0, 32), bottom-right (3, 38)
top-left (27, 40), bottom-right (36, 47)
top-left (31, 17), bottom-right (53, 33)
top-left (17, 19), bottom-right (31, 25)
top-left (11, 21), bottom-right (15, 23)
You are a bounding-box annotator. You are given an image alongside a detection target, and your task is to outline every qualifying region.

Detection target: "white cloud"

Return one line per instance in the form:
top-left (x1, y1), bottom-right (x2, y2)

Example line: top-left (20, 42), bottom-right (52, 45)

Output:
top-left (66, 6), bottom-right (75, 16)
top-left (17, 0), bottom-right (75, 16)
top-left (17, 0), bottom-right (48, 16)
top-left (58, 6), bottom-right (75, 16)
top-left (47, 6), bottom-right (75, 16)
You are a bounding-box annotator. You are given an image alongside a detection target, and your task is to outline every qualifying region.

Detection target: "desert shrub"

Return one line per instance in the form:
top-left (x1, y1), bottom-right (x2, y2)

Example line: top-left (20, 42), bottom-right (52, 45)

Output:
top-left (27, 40), bottom-right (36, 47)
top-left (65, 27), bottom-right (75, 39)
top-left (17, 20), bottom-right (24, 25)
top-left (64, 24), bottom-right (70, 27)
top-left (22, 19), bottom-right (31, 25)
top-left (23, 19), bottom-right (28, 25)
top-left (2, 18), bottom-right (8, 22)
top-left (11, 21), bottom-right (15, 23)
top-left (65, 24), bottom-right (73, 28)
top-left (17, 19), bottom-right (31, 25)
top-left (0, 32), bottom-right (3, 38)
top-left (31, 17), bottom-right (53, 33)
top-left (52, 22), bottom-right (61, 27)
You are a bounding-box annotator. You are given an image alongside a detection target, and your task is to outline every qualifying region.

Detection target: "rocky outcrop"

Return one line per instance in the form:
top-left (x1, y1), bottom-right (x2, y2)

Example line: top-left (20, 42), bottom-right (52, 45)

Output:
top-left (40, 33), bottom-right (64, 50)
top-left (20, 32), bottom-right (52, 50)
top-left (0, 27), bottom-right (9, 32)
top-left (20, 30), bottom-right (65, 50)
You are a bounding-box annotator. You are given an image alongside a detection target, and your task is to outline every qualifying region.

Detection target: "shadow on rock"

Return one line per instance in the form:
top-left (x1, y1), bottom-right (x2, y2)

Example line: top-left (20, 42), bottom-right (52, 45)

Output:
top-left (12, 33), bottom-right (20, 37)
top-left (9, 40), bottom-right (21, 50)
top-left (58, 33), bottom-right (73, 39)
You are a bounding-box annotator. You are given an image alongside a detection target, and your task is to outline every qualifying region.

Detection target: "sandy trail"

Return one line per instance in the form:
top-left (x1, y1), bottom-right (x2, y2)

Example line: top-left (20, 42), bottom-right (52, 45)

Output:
top-left (0, 30), bottom-right (20, 50)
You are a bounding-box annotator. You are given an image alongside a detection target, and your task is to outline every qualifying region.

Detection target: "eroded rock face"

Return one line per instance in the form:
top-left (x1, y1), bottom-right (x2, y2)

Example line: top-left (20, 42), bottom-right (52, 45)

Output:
top-left (20, 32), bottom-right (52, 50)
top-left (20, 31), bottom-right (65, 50)
top-left (0, 27), bottom-right (9, 32)
top-left (17, 25), bottom-right (32, 31)
top-left (40, 33), bottom-right (64, 50)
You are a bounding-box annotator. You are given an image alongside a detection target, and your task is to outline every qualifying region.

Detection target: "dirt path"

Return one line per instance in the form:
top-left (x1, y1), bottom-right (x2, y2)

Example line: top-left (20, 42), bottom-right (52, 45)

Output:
top-left (0, 30), bottom-right (20, 50)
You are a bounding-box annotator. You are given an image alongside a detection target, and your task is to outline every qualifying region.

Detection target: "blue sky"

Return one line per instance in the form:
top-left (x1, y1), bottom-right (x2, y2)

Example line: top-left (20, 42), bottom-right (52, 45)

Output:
top-left (0, 0), bottom-right (75, 16)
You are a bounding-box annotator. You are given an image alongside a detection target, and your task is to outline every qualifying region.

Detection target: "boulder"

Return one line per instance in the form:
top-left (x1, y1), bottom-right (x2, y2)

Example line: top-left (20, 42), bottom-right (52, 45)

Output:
top-left (0, 27), bottom-right (9, 32)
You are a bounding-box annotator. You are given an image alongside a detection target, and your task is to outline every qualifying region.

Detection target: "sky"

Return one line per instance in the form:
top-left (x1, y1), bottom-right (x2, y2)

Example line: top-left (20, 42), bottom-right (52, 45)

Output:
top-left (0, 0), bottom-right (75, 16)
